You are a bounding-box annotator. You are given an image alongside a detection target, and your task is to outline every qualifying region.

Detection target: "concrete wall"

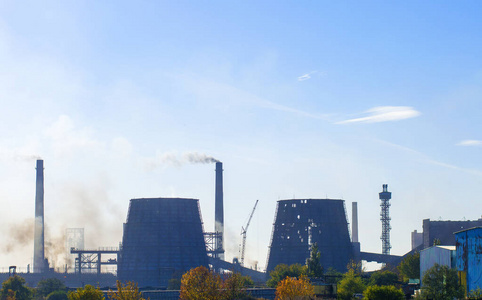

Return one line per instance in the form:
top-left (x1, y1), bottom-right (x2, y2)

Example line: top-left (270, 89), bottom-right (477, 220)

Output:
top-left (423, 219), bottom-right (482, 249)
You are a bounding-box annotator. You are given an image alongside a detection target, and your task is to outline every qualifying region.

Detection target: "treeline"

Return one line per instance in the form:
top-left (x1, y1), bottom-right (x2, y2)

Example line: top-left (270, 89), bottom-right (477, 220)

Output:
top-left (1, 245), bottom-right (472, 299)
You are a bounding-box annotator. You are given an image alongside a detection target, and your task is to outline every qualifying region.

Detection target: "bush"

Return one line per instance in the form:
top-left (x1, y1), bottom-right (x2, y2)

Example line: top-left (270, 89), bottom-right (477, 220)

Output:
top-left (46, 291), bottom-right (68, 300)
top-left (363, 285), bottom-right (404, 300)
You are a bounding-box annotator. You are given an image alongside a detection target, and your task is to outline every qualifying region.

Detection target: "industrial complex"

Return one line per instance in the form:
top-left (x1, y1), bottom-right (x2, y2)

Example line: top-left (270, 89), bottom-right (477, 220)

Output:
top-left (1, 159), bottom-right (481, 291)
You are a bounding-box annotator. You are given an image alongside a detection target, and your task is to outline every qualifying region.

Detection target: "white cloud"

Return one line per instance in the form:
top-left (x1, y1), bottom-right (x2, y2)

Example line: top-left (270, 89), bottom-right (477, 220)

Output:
top-left (297, 70), bottom-right (320, 81)
top-left (336, 106), bottom-right (421, 124)
top-left (457, 140), bottom-right (482, 147)
top-left (298, 74), bottom-right (311, 81)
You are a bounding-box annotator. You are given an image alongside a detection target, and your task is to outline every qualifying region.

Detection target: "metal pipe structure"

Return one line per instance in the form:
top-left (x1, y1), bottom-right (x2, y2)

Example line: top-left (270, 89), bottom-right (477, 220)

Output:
top-left (214, 162), bottom-right (225, 260)
top-left (33, 159), bottom-right (46, 273)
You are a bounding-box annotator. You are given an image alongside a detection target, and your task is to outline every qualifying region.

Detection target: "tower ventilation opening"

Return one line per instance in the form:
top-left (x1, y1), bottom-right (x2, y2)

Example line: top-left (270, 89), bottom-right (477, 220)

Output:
top-left (379, 184), bottom-right (392, 255)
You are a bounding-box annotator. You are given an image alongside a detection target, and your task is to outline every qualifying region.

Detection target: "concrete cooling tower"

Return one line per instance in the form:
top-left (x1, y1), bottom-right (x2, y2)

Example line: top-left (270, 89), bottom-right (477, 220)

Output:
top-left (117, 198), bottom-right (208, 288)
top-left (266, 199), bottom-right (353, 272)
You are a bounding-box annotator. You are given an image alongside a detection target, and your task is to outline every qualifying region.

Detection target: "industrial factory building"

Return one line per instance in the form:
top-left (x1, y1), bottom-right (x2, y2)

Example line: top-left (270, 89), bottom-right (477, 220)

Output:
top-left (266, 199), bottom-right (353, 272)
top-left (1, 159), bottom-right (409, 290)
top-left (411, 218), bottom-right (482, 250)
top-left (117, 198), bottom-right (209, 288)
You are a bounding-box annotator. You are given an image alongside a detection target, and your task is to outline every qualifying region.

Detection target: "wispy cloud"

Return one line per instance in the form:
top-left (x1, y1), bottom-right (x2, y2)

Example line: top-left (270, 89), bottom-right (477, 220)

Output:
top-left (297, 71), bottom-right (319, 81)
top-left (375, 138), bottom-right (482, 177)
top-left (457, 140), bottom-right (482, 147)
top-left (336, 106), bottom-right (421, 124)
top-left (173, 72), bottom-right (332, 120)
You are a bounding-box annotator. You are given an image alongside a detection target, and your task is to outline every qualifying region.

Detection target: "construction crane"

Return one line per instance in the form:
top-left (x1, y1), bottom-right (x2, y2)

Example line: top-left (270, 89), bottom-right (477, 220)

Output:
top-left (240, 200), bottom-right (258, 266)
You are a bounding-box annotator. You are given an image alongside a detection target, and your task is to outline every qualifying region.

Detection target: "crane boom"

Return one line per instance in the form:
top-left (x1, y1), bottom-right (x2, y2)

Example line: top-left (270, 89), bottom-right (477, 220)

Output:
top-left (240, 200), bottom-right (258, 266)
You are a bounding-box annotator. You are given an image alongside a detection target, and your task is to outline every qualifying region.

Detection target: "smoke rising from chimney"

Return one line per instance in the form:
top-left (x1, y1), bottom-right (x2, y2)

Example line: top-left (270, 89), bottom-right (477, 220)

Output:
top-left (144, 151), bottom-right (220, 170)
top-left (3, 219), bottom-right (34, 253)
top-left (14, 154), bottom-right (42, 161)
top-left (184, 152), bottom-right (219, 164)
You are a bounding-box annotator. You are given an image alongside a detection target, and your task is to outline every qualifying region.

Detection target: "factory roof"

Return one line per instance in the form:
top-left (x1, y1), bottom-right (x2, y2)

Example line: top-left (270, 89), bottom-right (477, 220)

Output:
top-left (454, 226), bottom-right (482, 234)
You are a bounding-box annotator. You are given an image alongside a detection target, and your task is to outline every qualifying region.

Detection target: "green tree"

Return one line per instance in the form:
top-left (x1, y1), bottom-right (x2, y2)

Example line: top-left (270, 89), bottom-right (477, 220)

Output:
top-left (324, 267), bottom-right (343, 284)
top-left (363, 285), bottom-right (404, 300)
top-left (167, 270), bottom-right (183, 290)
top-left (36, 278), bottom-right (66, 299)
top-left (179, 266), bottom-right (222, 300)
top-left (421, 264), bottom-right (464, 300)
top-left (397, 252), bottom-right (420, 282)
top-left (167, 278), bottom-right (181, 290)
top-left (266, 264), bottom-right (307, 288)
top-left (368, 270), bottom-right (399, 287)
top-left (109, 281), bottom-right (144, 300)
top-left (346, 260), bottom-right (363, 276)
top-left (45, 291), bottom-right (68, 300)
top-left (1, 275), bottom-right (33, 300)
top-left (67, 285), bottom-right (104, 300)
top-left (221, 273), bottom-right (249, 300)
top-left (337, 269), bottom-right (365, 300)
top-left (238, 275), bottom-right (254, 288)
top-left (306, 243), bottom-right (323, 278)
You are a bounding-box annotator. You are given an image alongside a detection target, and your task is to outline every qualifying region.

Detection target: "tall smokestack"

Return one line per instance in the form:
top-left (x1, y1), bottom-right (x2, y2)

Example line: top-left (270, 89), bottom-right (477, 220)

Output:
top-left (215, 162), bottom-right (224, 260)
top-left (352, 202), bottom-right (358, 243)
top-left (34, 159), bottom-right (45, 273)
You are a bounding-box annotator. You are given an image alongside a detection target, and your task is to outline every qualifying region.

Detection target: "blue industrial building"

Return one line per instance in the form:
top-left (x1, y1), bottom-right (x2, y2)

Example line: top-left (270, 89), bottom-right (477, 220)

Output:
top-left (455, 227), bottom-right (482, 295)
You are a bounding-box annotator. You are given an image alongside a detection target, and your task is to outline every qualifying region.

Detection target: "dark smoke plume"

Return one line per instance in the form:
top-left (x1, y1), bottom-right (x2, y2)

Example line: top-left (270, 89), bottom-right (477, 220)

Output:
top-left (183, 152), bottom-right (219, 164)
top-left (3, 219), bottom-right (34, 253)
top-left (144, 151), bottom-right (219, 170)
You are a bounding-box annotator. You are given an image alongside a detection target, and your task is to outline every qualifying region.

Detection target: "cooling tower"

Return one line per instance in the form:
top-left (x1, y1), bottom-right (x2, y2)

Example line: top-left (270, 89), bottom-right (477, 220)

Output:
top-left (118, 198), bottom-right (208, 288)
top-left (33, 159), bottom-right (46, 273)
top-left (266, 199), bottom-right (353, 272)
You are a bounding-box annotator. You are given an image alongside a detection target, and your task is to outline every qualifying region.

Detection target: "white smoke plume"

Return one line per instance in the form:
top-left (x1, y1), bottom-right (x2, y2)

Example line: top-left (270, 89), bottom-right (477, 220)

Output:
top-left (13, 154), bottom-right (42, 161)
top-left (0, 147), bottom-right (41, 162)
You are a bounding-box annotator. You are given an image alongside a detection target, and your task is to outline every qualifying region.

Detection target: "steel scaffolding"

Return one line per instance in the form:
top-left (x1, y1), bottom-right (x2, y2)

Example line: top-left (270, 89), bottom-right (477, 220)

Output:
top-left (379, 184), bottom-right (392, 255)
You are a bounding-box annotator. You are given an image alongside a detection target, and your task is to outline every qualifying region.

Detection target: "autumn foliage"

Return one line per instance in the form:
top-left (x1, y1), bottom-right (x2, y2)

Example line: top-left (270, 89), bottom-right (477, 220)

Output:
top-left (180, 266), bottom-right (223, 300)
top-left (67, 285), bottom-right (104, 300)
top-left (180, 266), bottom-right (254, 300)
top-left (275, 275), bottom-right (314, 300)
top-left (109, 281), bottom-right (145, 300)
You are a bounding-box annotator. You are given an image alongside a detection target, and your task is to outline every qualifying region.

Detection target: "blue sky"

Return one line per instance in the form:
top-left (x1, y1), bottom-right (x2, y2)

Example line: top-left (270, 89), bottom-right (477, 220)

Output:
top-left (1, 1), bottom-right (482, 271)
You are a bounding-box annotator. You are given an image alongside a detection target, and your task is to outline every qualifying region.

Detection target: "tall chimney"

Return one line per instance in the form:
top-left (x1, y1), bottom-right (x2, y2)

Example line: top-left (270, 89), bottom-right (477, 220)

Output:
top-left (214, 162), bottom-right (224, 260)
top-left (33, 159), bottom-right (45, 273)
top-left (352, 202), bottom-right (358, 243)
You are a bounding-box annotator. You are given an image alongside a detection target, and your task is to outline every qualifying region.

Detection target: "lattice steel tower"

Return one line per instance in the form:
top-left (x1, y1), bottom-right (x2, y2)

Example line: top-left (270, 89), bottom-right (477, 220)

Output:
top-left (379, 184), bottom-right (392, 255)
